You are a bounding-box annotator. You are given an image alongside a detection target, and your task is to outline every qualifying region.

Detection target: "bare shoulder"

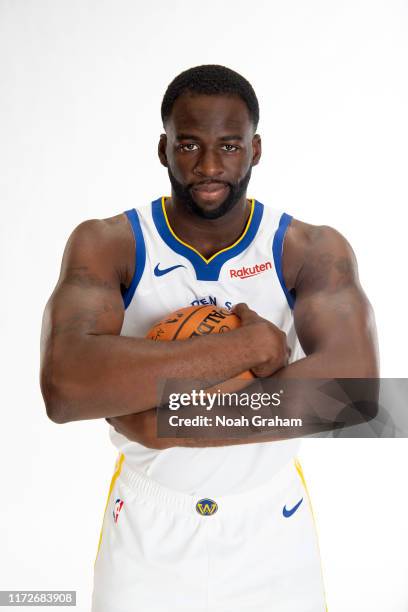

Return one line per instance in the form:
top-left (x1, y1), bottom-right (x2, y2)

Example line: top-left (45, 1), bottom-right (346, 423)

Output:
top-left (67, 212), bottom-right (131, 247)
top-left (61, 212), bottom-right (135, 289)
top-left (282, 218), bottom-right (358, 291)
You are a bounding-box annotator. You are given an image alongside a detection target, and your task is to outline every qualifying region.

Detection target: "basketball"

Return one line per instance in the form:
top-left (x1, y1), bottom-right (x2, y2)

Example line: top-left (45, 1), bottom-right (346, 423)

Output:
top-left (146, 305), bottom-right (241, 341)
top-left (146, 305), bottom-right (254, 380)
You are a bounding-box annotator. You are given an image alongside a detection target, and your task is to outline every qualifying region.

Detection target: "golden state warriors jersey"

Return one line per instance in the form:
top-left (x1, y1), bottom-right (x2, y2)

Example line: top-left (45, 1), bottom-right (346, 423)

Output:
top-left (109, 196), bottom-right (305, 496)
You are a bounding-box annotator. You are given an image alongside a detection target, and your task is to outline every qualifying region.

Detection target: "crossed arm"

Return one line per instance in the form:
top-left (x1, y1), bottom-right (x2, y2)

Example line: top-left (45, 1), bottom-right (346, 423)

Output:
top-left (106, 221), bottom-right (379, 447)
top-left (40, 216), bottom-right (288, 424)
top-left (40, 216), bottom-right (379, 446)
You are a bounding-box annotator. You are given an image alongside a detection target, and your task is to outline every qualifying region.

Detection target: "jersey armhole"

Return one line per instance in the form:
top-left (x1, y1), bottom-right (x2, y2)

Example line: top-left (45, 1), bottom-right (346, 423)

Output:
top-left (272, 213), bottom-right (296, 310)
top-left (122, 209), bottom-right (146, 309)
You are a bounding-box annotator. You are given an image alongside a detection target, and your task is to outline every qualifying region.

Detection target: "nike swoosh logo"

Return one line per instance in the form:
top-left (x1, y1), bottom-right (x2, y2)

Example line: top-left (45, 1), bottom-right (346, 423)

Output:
top-left (282, 498), bottom-right (303, 517)
top-left (154, 263), bottom-right (186, 277)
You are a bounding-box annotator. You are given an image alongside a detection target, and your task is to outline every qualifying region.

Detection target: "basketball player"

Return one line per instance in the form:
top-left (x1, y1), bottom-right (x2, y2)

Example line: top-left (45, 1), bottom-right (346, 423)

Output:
top-left (40, 65), bottom-right (378, 611)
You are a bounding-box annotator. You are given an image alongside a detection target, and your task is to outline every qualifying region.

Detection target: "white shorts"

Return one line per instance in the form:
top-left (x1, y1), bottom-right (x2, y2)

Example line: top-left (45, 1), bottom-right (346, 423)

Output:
top-left (92, 454), bottom-right (327, 612)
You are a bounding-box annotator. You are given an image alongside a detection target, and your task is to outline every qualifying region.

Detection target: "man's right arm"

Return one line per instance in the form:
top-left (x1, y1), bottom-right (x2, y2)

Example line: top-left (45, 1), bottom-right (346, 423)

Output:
top-left (40, 217), bottom-right (288, 424)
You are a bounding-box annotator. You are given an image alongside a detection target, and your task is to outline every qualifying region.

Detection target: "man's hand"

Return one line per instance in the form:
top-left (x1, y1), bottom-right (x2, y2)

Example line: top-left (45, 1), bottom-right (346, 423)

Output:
top-left (106, 410), bottom-right (256, 449)
top-left (233, 303), bottom-right (290, 377)
top-left (106, 411), bottom-right (171, 449)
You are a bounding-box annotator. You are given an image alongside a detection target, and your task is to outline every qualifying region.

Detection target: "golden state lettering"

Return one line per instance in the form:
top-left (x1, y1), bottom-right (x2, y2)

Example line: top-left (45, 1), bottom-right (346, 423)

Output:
top-left (229, 260), bottom-right (272, 279)
top-left (190, 296), bottom-right (233, 311)
top-left (196, 498), bottom-right (218, 516)
top-left (191, 295), bottom-right (217, 307)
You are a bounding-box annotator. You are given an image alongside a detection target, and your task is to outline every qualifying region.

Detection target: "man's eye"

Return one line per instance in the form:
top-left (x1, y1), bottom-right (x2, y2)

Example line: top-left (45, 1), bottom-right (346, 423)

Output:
top-left (179, 143), bottom-right (199, 151)
top-left (221, 144), bottom-right (239, 152)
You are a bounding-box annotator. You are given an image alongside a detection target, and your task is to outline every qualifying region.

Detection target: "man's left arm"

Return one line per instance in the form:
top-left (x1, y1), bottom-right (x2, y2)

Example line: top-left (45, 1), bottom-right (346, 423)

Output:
top-left (278, 221), bottom-right (379, 378)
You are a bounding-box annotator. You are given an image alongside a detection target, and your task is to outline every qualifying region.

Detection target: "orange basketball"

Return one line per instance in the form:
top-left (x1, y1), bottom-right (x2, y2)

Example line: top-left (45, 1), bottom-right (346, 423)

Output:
top-left (146, 305), bottom-right (254, 380)
top-left (146, 305), bottom-right (240, 341)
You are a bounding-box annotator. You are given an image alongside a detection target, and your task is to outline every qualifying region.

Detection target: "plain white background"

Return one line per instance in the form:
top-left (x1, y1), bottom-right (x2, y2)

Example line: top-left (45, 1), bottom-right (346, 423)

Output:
top-left (1, 0), bottom-right (407, 610)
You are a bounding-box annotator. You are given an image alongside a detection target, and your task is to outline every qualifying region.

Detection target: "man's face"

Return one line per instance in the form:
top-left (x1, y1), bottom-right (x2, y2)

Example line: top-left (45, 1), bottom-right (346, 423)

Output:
top-left (159, 93), bottom-right (261, 219)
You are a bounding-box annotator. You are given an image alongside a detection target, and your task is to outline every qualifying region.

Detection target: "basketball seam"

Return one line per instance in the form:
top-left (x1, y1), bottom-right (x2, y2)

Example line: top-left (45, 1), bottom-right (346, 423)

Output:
top-left (172, 305), bottom-right (209, 340)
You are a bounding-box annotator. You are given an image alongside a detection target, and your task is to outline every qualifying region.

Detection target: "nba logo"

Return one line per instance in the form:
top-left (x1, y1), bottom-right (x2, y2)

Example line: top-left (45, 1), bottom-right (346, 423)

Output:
top-left (113, 498), bottom-right (124, 523)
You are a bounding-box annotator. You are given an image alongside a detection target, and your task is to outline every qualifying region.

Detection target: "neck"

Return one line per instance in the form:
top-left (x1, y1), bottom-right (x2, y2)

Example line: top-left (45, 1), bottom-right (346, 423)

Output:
top-left (164, 194), bottom-right (252, 260)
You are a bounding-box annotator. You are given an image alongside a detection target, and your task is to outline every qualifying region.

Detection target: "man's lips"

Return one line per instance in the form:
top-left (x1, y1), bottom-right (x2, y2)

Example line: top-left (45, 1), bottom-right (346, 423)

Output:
top-left (192, 182), bottom-right (228, 193)
top-left (191, 183), bottom-right (230, 200)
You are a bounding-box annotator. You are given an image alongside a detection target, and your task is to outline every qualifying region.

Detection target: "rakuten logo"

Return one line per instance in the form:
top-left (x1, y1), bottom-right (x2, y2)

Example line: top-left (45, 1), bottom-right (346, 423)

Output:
top-left (229, 261), bottom-right (273, 279)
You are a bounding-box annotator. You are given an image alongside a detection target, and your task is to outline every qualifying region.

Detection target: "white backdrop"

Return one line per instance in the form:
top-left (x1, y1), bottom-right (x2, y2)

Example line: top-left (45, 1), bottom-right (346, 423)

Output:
top-left (1, 0), bottom-right (407, 610)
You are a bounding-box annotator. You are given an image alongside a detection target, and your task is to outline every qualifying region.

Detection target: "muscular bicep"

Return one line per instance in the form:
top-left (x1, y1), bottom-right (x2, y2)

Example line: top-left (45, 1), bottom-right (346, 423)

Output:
top-left (294, 284), bottom-right (374, 354)
top-left (43, 220), bottom-right (126, 342)
top-left (292, 226), bottom-right (379, 375)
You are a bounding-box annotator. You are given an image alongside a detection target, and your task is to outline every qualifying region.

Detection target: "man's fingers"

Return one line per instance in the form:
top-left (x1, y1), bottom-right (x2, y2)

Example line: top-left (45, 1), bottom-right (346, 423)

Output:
top-left (233, 302), bottom-right (256, 321)
top-left (233, 302), bottom-right (248, 314)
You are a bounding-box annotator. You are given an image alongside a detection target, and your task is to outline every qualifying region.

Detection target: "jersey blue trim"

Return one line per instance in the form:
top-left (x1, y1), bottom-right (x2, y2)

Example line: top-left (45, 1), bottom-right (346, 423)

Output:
top-left (272, 212), bottom-right (295, 309)
top-left (151, 197), bottom-right (264, 281)
top-left (122, 209), bottom-right (146, 309)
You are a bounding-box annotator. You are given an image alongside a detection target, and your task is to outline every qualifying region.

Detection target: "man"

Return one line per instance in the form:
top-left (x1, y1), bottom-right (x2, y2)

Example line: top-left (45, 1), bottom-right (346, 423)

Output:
top-left (40, 64), bottom-right (378, 611)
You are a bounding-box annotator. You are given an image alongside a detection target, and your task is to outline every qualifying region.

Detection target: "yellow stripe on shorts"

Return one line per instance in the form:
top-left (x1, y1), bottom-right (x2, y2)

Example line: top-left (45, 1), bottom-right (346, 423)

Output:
top-left (294, 458), bottom-right (329, 612)
top-left (94, 453), bottom-right (125, 565)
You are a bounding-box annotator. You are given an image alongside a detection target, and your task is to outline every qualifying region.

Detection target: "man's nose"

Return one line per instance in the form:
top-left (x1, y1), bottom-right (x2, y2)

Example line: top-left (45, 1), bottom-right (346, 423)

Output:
top-left (194, 148), bottom-right (224, 178)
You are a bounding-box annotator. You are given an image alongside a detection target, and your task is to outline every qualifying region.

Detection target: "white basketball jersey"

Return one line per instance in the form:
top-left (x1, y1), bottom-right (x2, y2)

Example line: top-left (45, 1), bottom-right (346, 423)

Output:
top-left (109, 196), bottom-right (305, 496)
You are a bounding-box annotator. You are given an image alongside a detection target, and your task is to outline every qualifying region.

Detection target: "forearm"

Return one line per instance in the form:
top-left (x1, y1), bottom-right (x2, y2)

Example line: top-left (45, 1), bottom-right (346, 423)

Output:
top-left (274, 345), bottom-right (379, 379)
top-left (42, 325), bottom-right (272, 423)
top-left (110, 346), bottom-right (379, 448)
top-left (208, 346), bottom-right (379, 443)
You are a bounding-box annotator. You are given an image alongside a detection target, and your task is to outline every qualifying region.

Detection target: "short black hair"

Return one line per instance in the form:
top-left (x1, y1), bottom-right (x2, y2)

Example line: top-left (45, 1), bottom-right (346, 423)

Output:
top-left (161, 64), bottom-right (259, 130)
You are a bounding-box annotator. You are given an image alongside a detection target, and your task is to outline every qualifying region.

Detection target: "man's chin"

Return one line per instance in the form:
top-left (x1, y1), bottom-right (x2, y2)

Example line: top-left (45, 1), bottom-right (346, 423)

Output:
top-left (189, 188), bottom-right (238, 220)
top-left (189, 197), bottom-right (232, 220)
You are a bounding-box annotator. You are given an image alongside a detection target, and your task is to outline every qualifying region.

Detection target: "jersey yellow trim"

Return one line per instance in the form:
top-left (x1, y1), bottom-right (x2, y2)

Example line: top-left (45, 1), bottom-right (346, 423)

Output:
top-left (94, 453), bottom-right (125, 566)
top-left (294, 458), bottom-right (329, 611)
top-left (161, 196), bottom-right (255, 264)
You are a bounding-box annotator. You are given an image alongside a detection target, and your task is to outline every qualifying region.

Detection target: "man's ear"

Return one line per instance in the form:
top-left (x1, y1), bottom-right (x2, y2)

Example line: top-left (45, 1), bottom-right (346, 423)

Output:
top-left (251, 134), bottom-right (262, 166)
top-left (158, 133), bottom-right (168, 167)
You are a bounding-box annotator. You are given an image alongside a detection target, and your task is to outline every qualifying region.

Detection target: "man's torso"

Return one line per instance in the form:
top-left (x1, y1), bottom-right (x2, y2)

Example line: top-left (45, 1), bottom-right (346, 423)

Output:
top-left (107, 196), bottom-right (306, 496)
